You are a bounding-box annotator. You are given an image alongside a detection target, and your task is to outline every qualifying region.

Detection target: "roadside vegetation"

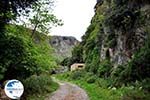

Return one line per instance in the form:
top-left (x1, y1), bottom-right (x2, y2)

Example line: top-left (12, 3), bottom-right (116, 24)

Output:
top-left (0, 24), bottom-right (59, 99)
top-left (22, 74), bottom-right (58, 100)
top-left (55, 71), bottom-right (150, 100)
top-left (0, 0), bottom-right (150, 100)
top-left (60, 0), bottom-right (150, 100)
top-left (0, 0), bottom-right (61, 99)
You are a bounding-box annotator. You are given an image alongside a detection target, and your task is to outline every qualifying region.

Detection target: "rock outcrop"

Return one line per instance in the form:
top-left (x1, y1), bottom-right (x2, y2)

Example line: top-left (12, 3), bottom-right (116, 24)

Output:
top-left (98, 1), bottom-right (149, 67)
top-left (80, 0), bottom-right (150, 71)
top-left (50, 36), bottom-right (79, 60)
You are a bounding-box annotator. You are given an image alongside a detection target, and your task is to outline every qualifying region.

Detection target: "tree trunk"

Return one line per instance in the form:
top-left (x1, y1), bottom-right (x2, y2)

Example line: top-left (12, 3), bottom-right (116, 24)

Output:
top-left (31, 23), bottom-right (38, 38)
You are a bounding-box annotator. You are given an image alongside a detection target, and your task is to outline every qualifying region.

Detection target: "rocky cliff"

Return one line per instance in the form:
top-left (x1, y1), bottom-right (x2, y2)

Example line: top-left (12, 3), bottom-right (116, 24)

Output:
top-left (98, 1), bottom-right (150, 68)
top-left (72, 0), bottom-right (150, 81)
top-left (50, 36), bottom-right (79, 60)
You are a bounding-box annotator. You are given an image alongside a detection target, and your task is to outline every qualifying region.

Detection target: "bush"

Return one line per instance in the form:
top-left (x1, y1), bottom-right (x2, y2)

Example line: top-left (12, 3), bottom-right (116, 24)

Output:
top-left (61, 72), bottom-right (70, 79)
top-left (128, 47), bottom-right (150, 81)
top-left (23, 74), bottom-right (58, 96)
top-left (141, 78), bottom-right (150, 91)
top-left (122, 90), bottom-right (150, 100)
top-left (97, 78), bottom-right (112, 88)
top-left (86, 75), bottom-right (97, 84)
top-left (70, 70), bottom-right (86, 80)
top-left (0, 36), bottom-right (35, 81)
top-left (97, 60), bottom-right (112, 78)
top-left (0, 25), bottom-right (57, 82)
top-left (114, 45), bottom-right (150, 86)
top-left (85, 47), bottom-right (101, 74)
top-left (84, 72), bottom-right (94, 79)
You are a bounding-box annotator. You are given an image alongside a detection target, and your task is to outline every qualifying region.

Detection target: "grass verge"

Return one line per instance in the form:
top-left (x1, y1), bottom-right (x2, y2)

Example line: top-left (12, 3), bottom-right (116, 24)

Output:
top-left (54, 72), bottom-right (149, 100)
top-left (22, 74), bottom-right (59, 100)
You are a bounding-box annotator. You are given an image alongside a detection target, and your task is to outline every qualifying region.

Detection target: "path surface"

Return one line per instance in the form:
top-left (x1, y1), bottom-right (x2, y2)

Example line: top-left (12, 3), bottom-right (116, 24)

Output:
top-left (46, 77), bottom-right (89, 100)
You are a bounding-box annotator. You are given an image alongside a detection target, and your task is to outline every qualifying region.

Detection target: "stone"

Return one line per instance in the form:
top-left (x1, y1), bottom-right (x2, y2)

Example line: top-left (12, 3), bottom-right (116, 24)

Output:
top-left (50, 36), bottom-right (79, 60)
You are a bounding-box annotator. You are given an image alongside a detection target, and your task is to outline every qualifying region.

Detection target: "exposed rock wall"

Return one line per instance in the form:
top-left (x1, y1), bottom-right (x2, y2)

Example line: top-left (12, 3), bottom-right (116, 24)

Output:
top-left (100, 3), bottom-right (149, 67)
top-left (50, 36), bottom-right (79, 60)
top-left (82, 0), bottom-right (150, 70)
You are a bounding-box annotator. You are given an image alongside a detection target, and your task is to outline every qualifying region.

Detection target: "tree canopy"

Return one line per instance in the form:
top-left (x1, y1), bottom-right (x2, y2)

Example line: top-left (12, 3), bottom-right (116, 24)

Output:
top-left (0, 0), bottom-right (37, 30)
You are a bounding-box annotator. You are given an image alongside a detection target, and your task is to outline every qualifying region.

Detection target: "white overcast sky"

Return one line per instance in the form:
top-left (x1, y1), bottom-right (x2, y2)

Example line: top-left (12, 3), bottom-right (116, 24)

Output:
top-left (51, 0), bottom-right (96, 41)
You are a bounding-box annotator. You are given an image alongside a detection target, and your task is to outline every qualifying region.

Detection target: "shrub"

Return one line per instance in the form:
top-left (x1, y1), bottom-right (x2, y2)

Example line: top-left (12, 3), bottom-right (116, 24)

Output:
top-left (96, 78), bottom-right (112, 88)
top-left (61, 72), bottom-right (70, 79)
top-left (84, 72), bottom-right (94, 80)
top-left (121, 90), bottom-right (150, 100)
top-left (23, 74), bottom-right (58, 96)
top-left (128, 47), bottom-right (150, 81)
top-left (97, 60), bottom-right (112, 78)
top-left (70, 70), bottom-right (86, 80)
top-left (86, 75), bottom-right (97, 84)
top-left (141, 78), bottom-right (150, 91)
top-left (115, 45), bottom-right (150, 86)
top-left (0, 25), bottom-right (57, 82)
top-left (85, 47), bottom-right (101, 74)
top-left (0, 36), bottom-right (35, 81)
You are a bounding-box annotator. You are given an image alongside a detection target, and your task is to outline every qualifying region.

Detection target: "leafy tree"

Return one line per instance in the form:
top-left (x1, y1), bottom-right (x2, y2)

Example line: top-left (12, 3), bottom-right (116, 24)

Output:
top-left (0, 0), bottom-right (38, 83)
top-left (0, 35), bottom-right (35, 82)
top-left (60, 57), bottom-right (71, 66)
top-left (71, 44), bottom-right (84, 63)
top-left (17, 0), bottom-right (63, 37)
top-left (0, 25), bottom-right (57, 82)
top-left (0, 0), bottom-right (37, 30)
top-left (61, 44), bottom-right (84, 70)
top-left (0, 0), bottom-right (61, 83)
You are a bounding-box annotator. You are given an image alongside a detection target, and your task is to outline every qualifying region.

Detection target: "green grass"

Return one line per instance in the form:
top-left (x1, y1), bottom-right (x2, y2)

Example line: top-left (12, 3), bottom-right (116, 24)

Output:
top-left (26, 81), bottom-right (58, 100)
top-left (55, 73), bottom-right (120, 100)
top-left (55, 72), bottom-right (149, 100)
top-left (71, 80), bottom-right (121, 100)
top-left (22, 74), bottom-right (59, 100)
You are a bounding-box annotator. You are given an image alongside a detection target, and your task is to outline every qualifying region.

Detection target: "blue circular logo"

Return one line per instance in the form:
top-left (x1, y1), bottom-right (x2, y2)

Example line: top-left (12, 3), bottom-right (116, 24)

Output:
top-left (4, 80), bottom-right (24, 99)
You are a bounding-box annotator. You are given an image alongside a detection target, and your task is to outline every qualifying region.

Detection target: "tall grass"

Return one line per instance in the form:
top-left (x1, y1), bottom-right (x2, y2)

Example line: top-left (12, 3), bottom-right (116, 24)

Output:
top-left (22, 74), bottom-right (58, 100)
top-left (55, 72), bottom-right (149, 100)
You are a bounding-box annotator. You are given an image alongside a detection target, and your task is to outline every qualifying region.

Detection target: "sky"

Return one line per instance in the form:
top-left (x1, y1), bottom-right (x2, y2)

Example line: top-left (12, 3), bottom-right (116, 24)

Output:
top-left (51, 0), bottom-right (96, 41)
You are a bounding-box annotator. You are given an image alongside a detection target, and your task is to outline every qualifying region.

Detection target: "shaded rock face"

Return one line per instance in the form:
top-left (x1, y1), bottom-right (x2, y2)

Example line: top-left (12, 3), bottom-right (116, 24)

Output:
top-left (101, 27), bottom-right (147, 67)
top-left (99, 2), bottom-right (149, 67)
top-left (82, 0), bottom-right (150, 71)
top-left (50, 36), bottom-right (79, 59)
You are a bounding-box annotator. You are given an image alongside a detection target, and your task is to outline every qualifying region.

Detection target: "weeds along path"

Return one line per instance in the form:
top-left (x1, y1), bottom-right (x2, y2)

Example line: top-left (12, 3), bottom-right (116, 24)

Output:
top-left (46, 77), bottom-right (89, 100)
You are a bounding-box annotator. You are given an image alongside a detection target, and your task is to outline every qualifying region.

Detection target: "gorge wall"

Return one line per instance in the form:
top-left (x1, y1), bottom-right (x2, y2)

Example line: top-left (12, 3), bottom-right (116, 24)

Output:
top-left (74, 0), bottom-right (150, 80)
top-left (98, 1), bottom-right (150, 67)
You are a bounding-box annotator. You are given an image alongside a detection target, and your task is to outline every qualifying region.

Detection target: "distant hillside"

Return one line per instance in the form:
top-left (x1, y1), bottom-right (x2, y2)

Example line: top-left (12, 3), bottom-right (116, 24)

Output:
top-left (50, 36), bottom-right (79, 61)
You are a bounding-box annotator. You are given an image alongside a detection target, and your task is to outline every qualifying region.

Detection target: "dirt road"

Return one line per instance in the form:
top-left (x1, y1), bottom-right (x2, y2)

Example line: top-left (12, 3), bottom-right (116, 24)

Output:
top-left (46, 77), bottom-right (89, 100)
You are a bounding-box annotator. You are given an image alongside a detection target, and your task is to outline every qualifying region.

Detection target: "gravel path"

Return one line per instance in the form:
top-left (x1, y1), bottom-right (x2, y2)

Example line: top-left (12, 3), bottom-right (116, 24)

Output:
top-left (46, 77), bottom-right (89, 100)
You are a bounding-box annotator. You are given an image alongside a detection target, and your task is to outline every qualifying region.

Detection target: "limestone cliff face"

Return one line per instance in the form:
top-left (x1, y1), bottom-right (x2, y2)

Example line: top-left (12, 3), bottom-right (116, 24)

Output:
top-left (101, 25), bottom-right (148, 67)
top-left (81, 0), bottom-right (150, 69)
top-left (50, 36), bottom-right (79, 60)
top-left (99, 1), bottom-right (149, 67)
